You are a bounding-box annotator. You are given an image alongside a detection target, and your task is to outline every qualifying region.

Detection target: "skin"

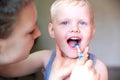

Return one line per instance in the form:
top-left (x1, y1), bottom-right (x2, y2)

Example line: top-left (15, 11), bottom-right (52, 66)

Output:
top-left (0, 2), bottom-right (41, 65)
top-left (70, 59), bottom-right (100, 80)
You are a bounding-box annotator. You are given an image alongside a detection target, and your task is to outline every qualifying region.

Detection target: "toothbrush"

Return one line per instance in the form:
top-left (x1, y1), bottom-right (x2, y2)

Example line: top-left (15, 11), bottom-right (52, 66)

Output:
top-left (74, 43), bottom-right (83, 59)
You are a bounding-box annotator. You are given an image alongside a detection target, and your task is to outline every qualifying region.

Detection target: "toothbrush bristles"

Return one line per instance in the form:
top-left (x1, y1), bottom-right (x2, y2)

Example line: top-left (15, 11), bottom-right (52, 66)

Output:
top-left (74, 43), bottom-right (81, 52)
top-left (74, 43), bottom-right (79, 47)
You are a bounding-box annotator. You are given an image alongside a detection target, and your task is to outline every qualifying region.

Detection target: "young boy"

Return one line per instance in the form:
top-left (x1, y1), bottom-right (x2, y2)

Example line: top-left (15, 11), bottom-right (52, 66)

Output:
top-left (48, 0), bottom-right (108, 80)
top-left (0, 0), bottom-right (108, 80)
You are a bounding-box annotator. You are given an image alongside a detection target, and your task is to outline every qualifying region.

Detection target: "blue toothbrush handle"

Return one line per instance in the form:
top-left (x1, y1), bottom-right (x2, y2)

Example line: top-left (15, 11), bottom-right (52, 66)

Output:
top-left (78, 52), bottom-right (83, 59)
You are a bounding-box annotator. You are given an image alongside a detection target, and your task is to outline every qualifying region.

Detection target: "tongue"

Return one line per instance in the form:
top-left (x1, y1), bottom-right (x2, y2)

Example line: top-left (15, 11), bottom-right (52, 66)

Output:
top-left (68, 41), bottom-right (77, 48)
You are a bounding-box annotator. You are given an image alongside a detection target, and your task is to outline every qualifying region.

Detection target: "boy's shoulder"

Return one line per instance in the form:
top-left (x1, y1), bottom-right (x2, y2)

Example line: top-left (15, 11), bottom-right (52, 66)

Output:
top-left (95, 59), bottom-right (108, 80)
top-left (95, 58), bottom-right (107, 71)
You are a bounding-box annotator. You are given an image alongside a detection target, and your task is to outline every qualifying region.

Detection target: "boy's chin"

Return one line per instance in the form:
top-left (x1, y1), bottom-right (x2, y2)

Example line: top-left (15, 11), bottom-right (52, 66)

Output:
top-left (64, 55), bottom-right (78, 59)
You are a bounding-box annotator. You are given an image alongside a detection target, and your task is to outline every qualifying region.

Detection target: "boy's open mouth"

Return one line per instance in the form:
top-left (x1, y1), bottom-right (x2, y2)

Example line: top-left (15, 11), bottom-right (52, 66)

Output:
top-left (67, 37), bottom-right (81, 48)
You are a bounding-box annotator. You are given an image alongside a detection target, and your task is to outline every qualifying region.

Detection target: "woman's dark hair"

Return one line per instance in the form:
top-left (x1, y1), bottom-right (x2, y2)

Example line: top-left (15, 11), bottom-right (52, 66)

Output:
top-left (0, 0), bottom-right (32, 39)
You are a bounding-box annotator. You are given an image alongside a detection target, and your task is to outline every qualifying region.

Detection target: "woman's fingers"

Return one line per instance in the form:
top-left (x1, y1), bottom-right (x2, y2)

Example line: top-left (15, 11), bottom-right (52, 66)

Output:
top-left (82, 46), bottom-right (89, 58)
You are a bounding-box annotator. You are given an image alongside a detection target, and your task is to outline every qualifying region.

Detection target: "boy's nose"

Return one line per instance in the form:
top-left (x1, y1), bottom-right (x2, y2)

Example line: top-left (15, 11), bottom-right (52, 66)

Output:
top-left (71, 26), bottom-right (80, 33)
top-left (33, 26), bottom-right (41, 39)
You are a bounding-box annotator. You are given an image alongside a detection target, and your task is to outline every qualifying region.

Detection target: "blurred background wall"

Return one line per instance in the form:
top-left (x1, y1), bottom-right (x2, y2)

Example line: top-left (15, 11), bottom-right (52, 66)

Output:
top-left (33, 0), bottom-right (120, 67)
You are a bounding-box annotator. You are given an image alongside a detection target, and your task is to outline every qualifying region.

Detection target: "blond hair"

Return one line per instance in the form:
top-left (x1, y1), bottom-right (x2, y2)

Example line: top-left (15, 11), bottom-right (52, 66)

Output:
top-left (50, 0), bottom-right (94, 23)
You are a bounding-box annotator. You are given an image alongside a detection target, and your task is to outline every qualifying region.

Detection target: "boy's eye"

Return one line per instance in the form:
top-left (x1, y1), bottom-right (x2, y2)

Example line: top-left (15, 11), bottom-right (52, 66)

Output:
top-left (61, 21), bottom-right (69, 25)
top-left (79, 21), bottom-right (87, 26)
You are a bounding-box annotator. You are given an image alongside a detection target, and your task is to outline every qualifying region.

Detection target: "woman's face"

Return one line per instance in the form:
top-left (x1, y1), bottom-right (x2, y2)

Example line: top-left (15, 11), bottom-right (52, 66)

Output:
top-left (0, 2), bottom-right (41, 65)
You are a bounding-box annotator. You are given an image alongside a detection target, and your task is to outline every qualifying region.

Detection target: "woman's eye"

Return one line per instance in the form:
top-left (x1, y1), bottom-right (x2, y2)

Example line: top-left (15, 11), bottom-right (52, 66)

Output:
top-left (29, 30), bottom-right (34, 35)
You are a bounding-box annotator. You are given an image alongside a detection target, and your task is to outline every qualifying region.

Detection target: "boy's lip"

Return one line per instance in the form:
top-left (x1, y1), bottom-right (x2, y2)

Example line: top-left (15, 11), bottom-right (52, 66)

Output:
top-left (66, 36), bottom-right (81, 49)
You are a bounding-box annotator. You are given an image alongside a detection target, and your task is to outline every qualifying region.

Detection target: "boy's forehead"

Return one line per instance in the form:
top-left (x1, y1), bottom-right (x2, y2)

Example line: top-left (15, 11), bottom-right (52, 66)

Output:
top-left (51, 0), bottom-right (94, 23)
top-left (53, 7), bottom-right (94, 25)
top-left (52, 1), bottom-right (92, 15)
top-left (55, 4), bottom-right (92, 17)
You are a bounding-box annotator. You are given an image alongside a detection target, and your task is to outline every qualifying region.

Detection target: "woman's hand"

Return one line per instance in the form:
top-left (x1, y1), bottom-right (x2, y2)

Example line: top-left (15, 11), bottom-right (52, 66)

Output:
top-left (70, 59), bottom-right (100, 80)
top-left (49, 44), bottom-right (76, 80)
top-left (70, 46), bottom-right (100, 80)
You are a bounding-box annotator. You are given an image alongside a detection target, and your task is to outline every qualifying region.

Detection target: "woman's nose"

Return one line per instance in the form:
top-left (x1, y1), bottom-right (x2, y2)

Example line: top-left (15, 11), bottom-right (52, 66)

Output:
top-left (33, 26), bottom-right (41, 39)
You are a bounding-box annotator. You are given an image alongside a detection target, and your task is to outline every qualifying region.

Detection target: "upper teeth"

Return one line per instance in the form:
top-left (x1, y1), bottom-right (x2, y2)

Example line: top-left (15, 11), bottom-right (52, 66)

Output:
top-left (70, 38), bottom-right (79, 40)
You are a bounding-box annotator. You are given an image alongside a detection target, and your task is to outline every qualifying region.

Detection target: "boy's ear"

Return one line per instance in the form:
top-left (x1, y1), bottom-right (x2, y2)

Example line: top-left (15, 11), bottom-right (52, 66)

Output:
top-left (48, 22), bottom-right (55, 38)
top-left (91, 24), bottom-right (96, 39)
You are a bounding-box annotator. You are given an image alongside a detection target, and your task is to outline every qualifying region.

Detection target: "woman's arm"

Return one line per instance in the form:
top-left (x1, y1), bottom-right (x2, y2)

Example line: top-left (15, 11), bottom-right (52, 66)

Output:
top-left (0, 50), bottom-right (52, 77)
